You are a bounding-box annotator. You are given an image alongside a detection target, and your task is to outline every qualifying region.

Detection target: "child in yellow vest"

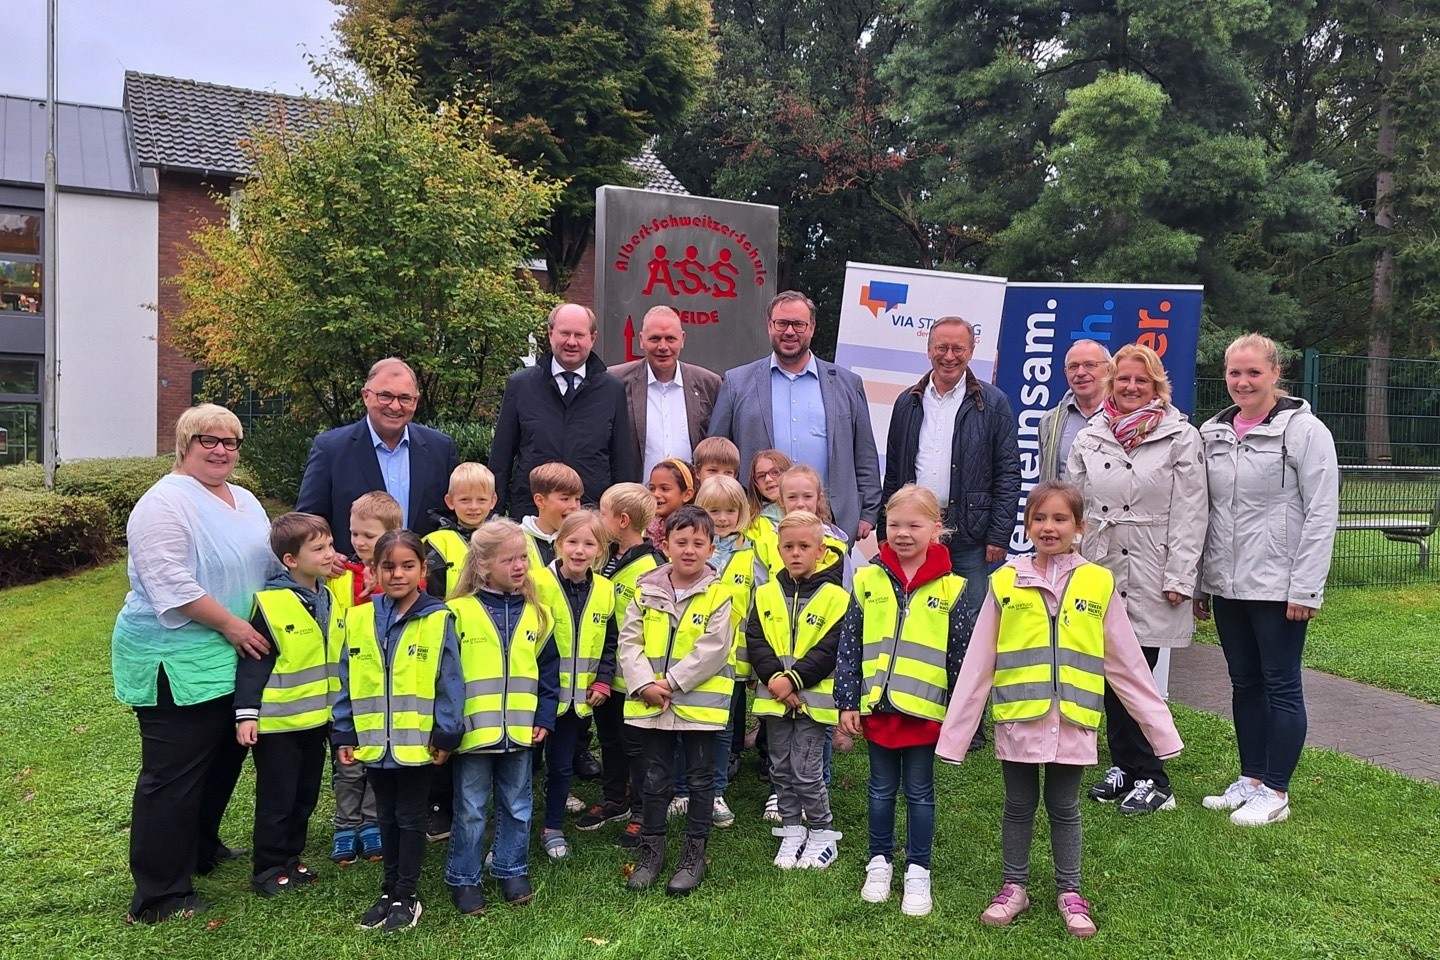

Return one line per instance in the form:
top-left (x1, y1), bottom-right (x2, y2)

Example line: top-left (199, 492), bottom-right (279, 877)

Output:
top-left (618, 506), bottom-right (734, 897)
top-left (332, 530), bottom-right (464, 932)
top-left (235, 512), bottom-right (339, 897)
top-left (746, 510), bottom-right (855, 871)
top-left (645, 457), bottom-right (697, 544)
top-left (424, 462), bottom-right (497, 599)
top-left (743, 448), bottom-right (791, 570)
top-left (836, 486), bottom-right (974, 917)
top-left (521, 462), bottom-right (583, 568)
top-left (443, 519), bottom-right (559, 914)
top-left (937, 481), bottom-right (1183, 938)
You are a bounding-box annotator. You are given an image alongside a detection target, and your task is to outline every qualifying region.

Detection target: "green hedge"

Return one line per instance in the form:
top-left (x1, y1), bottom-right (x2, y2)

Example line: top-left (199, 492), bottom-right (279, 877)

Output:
top-left (0, 456), bottom-right (174, 540)
top-left (0, 488), bottom-right (115, 588)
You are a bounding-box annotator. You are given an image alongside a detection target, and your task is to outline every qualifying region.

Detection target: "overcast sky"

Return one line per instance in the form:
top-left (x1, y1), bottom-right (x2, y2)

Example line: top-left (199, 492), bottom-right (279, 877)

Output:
top-left (3, 0), bottom-right (338, 105)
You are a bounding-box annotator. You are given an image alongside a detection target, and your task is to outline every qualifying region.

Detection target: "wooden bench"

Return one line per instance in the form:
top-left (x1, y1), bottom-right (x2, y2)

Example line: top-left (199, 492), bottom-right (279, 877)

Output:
top-left (1336, 466), bottom-right (1440, 570)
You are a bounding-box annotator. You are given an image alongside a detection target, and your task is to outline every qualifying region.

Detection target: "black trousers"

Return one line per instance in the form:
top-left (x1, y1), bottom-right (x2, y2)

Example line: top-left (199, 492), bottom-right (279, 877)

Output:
top-left (1103, 646), bottom-right (1168, 789)
top-left (595, 694), bottom-right (645, 808)
top-left (428, 762), bottom-right (453, 818)
top-left (127, 668), bottom-right (247, 917)
top-left (367, 765), bottom-right (435, 898)
top-left (251, 726), bottom-right (327, 877)
top-left (637, 727), bottom-right (715, 840)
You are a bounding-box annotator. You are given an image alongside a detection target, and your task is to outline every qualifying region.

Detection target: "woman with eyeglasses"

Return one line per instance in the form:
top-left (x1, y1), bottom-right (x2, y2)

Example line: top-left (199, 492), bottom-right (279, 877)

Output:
top-left (1194, 334), bottom-right (1338, 827)
top-left (112, 404), bottom-right (278, 923)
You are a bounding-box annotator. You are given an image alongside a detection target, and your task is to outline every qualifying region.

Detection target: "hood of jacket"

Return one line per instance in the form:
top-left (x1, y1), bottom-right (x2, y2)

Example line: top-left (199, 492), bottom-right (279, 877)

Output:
top-left (875, 542), bottom-right (954, 593)
top-left (1210, 395), bottom-right (1306, 427)
top-left (634, 563), bottom-right (719, 613)
top-left (521, 514), bottom-right (558, 542)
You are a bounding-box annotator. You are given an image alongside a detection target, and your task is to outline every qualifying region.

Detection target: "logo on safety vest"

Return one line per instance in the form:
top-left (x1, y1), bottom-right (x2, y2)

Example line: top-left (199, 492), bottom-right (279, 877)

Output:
top-left (926, 596), bottom-right (950, 611)
top-left (804, 612), bottom-right (828, 628)
top-left (690, 612), bottom-right (707, 627)
top-left (591, 613), bottom-right (604, 624)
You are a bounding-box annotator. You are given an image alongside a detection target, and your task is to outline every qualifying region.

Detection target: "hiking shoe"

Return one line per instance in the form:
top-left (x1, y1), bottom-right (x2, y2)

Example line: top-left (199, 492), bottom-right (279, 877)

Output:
top-left (381, 896), bottom-right (422, 932)
top-left (980, 882), bottom-right (1030, 926)
top-left (565, 793), bottom-right (586, 814)
top-left (359, 823), bottom-right (383, 860)
top-left (667, 795), bottom-right (689, 820)
top-left (627, 834), bottom-right (666, 891)
top-left (1087, 766), bottom-right (1131, 803)
top-left (358, 892), bottom-right (391, 930)
top-left (1230, 785), bottom-right (1290, 826)
top-left (426, 804), bottom-right (452, 842)
top-left (500, 875), bottom-right (534, 906)
top-left (1204, 777), bottom-right (1261, 811)
top-left (712, 796), bottom-right (736, 828)
top-left (772, 824), bottom-right (807, 869)
top-left (665, 836), bottom-right (708, 897)
top-left (1118, 779), bottom-right (1176, 815)
top-left (860, 855), bottom-right (893, 903)
top-left (251, 870), bottom-right (293, 898)
top-left (331, 828), bottom-right (359, 865)
top-left (578, 800), bottom-right (631, 831)
top-left (449, 883), bottom-right (485, 916)
top-left (1058, 891), bottom-right (1096, 937)
top-left (795, 828), bottom-right (841, 870)
top-left (613, 821), bottom-right (643, 848)
top-left (901, 864), bottom-right (932, 917)
top-left (575, 750), bottom-right (603, 779)
top-left (762, 792), bottom-right (781, 824)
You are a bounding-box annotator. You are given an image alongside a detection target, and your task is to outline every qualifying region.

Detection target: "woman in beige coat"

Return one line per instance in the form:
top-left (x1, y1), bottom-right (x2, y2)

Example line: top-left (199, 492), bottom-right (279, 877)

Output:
top-left (1067, 343), bottom-right (1207, 815)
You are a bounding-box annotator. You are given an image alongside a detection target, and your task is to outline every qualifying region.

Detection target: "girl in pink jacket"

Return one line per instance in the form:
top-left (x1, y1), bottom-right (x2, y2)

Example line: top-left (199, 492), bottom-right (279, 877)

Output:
top-left (937, 481), bottom-right (1182, 938)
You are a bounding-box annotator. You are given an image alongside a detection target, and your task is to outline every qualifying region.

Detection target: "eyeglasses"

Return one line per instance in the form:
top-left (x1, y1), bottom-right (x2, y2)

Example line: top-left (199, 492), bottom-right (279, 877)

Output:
top-left (769, 318), bottom-right (812, 332)
top-left (194, 435), bottom-right (243, 451)
top-left (1064, 360), bottom-right (1105, 373)
top-left (366, 389), bottom-right (419, 408)
top-left (754, 468), bottom-right (783, 480)
top-left (930, 344), bottom-right (972, 357)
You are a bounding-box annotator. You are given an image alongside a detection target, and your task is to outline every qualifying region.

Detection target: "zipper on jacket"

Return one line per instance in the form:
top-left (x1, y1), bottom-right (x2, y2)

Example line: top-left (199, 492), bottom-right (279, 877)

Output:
top-left (883, 583), bottom-right (908, 702)
top-left (788, 589), bottom-right (802, 669)
top-left (499, 599), bottom-right (514, 739)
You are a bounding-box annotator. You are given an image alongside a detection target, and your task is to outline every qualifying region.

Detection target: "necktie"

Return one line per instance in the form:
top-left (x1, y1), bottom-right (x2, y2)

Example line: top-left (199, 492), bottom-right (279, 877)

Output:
top-left (562, 371), bottom-right (578, 400)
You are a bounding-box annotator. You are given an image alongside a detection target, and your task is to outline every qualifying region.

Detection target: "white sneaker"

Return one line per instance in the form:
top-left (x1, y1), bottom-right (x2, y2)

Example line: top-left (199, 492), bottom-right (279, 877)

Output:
top-left (762, 792), bottom-right (781, 824)
top-left (772, 824), bottom-right (807, 869)
top-left (565, 793), bottom-right (586, 814)
top-left (860, 855), bottom-right (893, 903)
top-left (712, 796), bottom-right (736, 828)
top-left (901, 863), bottom-right (932, 917)
top-left (795, 828), bottom-right (841, 869)
top-left (1230, 785), bottom-right (1290, 826)
top-left (667, 795), bottom-right (690, 820)
top-left (1203, 777), bottom-right (1261, 810)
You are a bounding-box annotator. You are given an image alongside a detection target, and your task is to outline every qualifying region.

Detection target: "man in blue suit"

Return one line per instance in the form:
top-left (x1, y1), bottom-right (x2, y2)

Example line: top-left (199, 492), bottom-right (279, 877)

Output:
top-left (707, 291), bottom-right (881, 543)
top-left (296, 357), bottom-right (460, 560)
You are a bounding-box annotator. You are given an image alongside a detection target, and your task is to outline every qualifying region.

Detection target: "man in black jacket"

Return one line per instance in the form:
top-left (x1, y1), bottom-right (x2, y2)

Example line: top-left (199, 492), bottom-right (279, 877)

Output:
top-left (879, 316), bottom-right (1021, 617)
top-left (489, 303), bottom-right (638, 518)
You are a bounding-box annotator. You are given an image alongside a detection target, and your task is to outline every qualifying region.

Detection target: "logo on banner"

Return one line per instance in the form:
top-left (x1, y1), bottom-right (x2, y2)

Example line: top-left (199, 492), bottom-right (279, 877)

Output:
top-left (859, 280), bottom-right (908, 317)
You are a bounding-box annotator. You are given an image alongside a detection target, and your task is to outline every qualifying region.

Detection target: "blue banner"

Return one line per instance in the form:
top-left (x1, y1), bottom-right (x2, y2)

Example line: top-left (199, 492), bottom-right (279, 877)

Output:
top-left (995, 282), bottom-right (1203, 551)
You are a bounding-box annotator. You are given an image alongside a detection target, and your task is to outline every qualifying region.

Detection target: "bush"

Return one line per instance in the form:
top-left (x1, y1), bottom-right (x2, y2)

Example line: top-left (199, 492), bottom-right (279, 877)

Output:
top-left (238, 418), bottom-right (315, 504)
top-left (0, 456), bottom-right (173, 541)
top-left (0, 489), bottom-right (114, 587)
top-left (433, 419), bottom-right (495, 465)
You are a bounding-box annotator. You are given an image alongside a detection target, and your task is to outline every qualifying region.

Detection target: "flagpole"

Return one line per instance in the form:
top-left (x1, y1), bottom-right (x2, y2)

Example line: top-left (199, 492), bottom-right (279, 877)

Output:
top-left (42, 0), bottom-right (59, 488)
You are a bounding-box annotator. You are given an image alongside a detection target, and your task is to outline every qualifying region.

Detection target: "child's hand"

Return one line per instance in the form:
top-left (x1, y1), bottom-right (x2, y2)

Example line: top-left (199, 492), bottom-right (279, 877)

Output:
top-left (337, 745), bottom-right (355, 766)
top-left (361, 567), bottom-right (378, 595)
top-left (586, 688), bottom-right (609, 708)
top-left (839, 710), bottom-right (862, 737)
top-left (429, 746), bottom-right (451, 765)
top-left (1164, 591), bottom-right (1187, 606)
top-left (532, 727), bottom-right (548, 743)
top-left (639, 684), bottom-right (669, 708)
top-left (784, 692), bottom-right (804, 711)
top-left (767, 675), bottom-right (795, 702)
top-left (236, 719), bottom-right (258, 746)
top-left (652, 678), bottom-right (673, 696)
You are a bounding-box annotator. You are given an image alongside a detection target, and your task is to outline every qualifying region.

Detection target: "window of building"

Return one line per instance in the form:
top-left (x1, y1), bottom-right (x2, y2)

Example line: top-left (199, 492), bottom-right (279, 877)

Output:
top-left (0, 210), bottom-right (42, 314)
top-left (0, 355), bottom-right (40, 465)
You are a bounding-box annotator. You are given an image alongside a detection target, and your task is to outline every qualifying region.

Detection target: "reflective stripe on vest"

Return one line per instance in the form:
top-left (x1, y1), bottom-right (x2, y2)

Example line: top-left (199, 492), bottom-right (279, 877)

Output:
top-left (253, 589), bottom-right (333, 733)
top-left (853, 566), bottom-right (966, 722)
top-left (608, 552), bottom-right (659, 693)
top-left (751, 580), bottom-right (851, 725)
top-left (623, 583), bottom-right (734, 727)
top-left (716, 548), bottom-right (757, 679)
top-left (319, 576), bottom-right (349, 698)
top-left (423, 529), bottom-right (470, 594)
top-left (534, 566), bottom-right (615, 718)
top-left (346, 606), bottom-right (449, 765)
top-left (525, 533), bottom-right (546, 570)
top-left (448, 596), bottom-right (548, 751)
top-left (990, 563), bottom-right (1111, 730)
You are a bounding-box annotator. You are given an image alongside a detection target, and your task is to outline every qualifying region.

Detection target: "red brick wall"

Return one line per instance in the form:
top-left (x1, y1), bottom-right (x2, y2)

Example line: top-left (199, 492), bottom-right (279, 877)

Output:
top-left (155, 172), bottom-right (231, 453)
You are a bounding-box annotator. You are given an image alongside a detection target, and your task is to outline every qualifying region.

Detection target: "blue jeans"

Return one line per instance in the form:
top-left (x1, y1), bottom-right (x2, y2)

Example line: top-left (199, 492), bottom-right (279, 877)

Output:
top-left (1213, 597), bottom-right (1309, 793)
top-left (543, 710), bottom-right (585, 830)
top-left (867, 741), bottom-right (937, 869)
top-left (446, 750), bottom-right (533, 884)
top-left (948, 540), bottom-right (990, 621)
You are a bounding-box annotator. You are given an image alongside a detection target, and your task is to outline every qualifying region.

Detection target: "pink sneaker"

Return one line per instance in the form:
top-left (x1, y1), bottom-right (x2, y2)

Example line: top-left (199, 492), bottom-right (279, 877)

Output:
top-left (979, 883), bottom-right (1030, 926)
top-left (1058, 892), bottom-right (1097, 938)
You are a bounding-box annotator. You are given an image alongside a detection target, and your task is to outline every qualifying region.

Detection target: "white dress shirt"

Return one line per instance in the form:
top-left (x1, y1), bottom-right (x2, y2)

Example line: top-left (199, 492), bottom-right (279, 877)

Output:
top-left (551, 357), bottom-right (586, 394)
top-left (642, 363), bottom-right (691, 478)
top-left (913, 371), bottom-right (967, 504)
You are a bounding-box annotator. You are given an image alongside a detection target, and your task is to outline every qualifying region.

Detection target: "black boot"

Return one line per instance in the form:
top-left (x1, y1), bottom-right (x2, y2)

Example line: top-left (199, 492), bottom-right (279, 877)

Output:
top-left (626, 835), bottom-right (666, 891)
top-left (665, 836), bottom-right (707, 897)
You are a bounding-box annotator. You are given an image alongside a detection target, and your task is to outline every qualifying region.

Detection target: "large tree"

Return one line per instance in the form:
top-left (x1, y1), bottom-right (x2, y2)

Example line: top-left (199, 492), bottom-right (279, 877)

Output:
top-left (335, 0), bottom-right (714, 292)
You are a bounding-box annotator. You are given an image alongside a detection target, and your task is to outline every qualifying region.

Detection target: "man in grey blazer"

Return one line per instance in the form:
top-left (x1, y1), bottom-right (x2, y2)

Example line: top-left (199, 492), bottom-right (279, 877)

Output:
top-left (610, 305), bottom-right (723, 478)
top-left (707, 291), bottom-right (882, 542)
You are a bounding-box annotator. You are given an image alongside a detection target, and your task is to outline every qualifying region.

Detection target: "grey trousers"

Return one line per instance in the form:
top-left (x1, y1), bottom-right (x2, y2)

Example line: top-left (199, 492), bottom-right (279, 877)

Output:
top-left (765, 714), bottom-right (832, 830)
top-left (332, 746), bottom-right (377, 829)
top-left (1000, 760), bottom-right (1083, 891)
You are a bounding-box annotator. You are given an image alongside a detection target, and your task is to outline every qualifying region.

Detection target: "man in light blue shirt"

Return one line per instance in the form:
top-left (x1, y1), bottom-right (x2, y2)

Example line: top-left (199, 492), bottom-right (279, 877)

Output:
top-left (366, 416), bottom-right (412, 527)
top-left (769, 353), bottom-right (829, 485)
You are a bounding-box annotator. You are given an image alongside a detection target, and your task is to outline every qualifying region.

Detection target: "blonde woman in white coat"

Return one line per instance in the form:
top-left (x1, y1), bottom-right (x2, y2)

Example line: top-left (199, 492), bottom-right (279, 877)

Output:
top-left (1194, 334), bottom-right (1338, 827)
top-left (1067, 343), bottom-right (1207, 815)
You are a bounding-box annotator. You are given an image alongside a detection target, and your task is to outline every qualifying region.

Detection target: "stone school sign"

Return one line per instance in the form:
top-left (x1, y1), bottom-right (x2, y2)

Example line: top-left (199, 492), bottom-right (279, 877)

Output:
top-left (595, 186), bottom-right (777, 372)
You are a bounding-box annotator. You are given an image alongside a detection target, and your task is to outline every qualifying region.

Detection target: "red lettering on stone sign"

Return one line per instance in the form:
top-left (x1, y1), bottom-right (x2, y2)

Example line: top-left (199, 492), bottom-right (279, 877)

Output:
top-left (611, 213), bottom-right (769, 284)
top-left (640, 244), bottom-right (745, 299)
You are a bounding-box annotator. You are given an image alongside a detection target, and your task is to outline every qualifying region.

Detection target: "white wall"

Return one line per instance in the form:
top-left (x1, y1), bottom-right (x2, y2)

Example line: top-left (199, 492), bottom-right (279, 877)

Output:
top-left (55, 191), bottom-right (159, 459)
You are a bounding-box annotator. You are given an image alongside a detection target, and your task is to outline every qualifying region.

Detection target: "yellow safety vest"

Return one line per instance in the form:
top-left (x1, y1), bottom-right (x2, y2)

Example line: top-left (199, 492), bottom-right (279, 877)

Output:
top-left (852, 566), bottom-right (966, 722)
top-left (448, 596), bottom-right (549, 751)
top-left (524, 532), bottom-right (548, 570)
top-left (346, 604), bottom-right (450, 765)
top-left (608, 550), bottom-right (660, 693)
top-left (534, 566), bottom-right (615, 718)
top-left (763, 534), bottom-right (849, 580)
top-left (252, 588), bottom-right (336, 733)
top-left (624, 583), bottom-right (734, 727)
top-left (714, 547), bottom-right (758, 679)
top-left (990, 563), bottom-right (1111, 730)
top-left (745, 516), bottom-right (779, 572)
top-left (751, 580), bottom-right (851, 725)
top-left (423, 528), bottom-right (471, 597)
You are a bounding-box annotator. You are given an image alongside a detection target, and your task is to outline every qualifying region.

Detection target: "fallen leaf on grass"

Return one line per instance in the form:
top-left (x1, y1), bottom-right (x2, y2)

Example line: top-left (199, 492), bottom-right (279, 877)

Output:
top-left (206, 918), bottom-right (228, 931)
top-left (15, 768), bottom-right (32, 782)
top-left (841, 777), bottom-right (855, 790)
top-left (21, 790), bottom-right (35, 803)
top-left (583, 937), bottom-right (608, 946)
top-left (620, 863), bottom-right (635, 877)
top-left (73, 725), bottom-right (89, 734)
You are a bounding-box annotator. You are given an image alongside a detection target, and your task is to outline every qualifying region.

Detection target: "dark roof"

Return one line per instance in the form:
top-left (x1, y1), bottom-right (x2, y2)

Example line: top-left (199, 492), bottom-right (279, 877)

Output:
top-left (0, 95), bottom-right (146, 195)
top-left (123, 71), bottom-right (690, 194)
top-left (124, 71), bottom-right (321, 177)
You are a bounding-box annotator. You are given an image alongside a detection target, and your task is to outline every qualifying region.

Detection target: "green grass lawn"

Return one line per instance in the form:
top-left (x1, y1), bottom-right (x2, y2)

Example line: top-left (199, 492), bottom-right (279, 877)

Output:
top-left (4, 562), bottom-right (1440, 959)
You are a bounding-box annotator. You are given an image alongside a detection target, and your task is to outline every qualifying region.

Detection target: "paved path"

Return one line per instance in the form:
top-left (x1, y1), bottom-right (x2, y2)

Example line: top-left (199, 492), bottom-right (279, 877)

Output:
top-left (1167, 642), bottom-right (1440, 784)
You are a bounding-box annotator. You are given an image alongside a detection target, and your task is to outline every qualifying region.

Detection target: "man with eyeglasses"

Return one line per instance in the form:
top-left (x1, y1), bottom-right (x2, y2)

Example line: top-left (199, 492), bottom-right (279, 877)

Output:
top-left (297, 357), bottom-right (460, 559)
top-left (707, 290), bottom-right (881, 543)
top-left (1038, 340), bottom-right (1112, 481)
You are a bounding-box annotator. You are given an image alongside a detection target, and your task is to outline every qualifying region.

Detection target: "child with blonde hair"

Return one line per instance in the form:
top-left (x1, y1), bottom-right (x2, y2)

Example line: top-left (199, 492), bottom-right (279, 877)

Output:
top-left (424, 462), bottom-right (497, 599)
